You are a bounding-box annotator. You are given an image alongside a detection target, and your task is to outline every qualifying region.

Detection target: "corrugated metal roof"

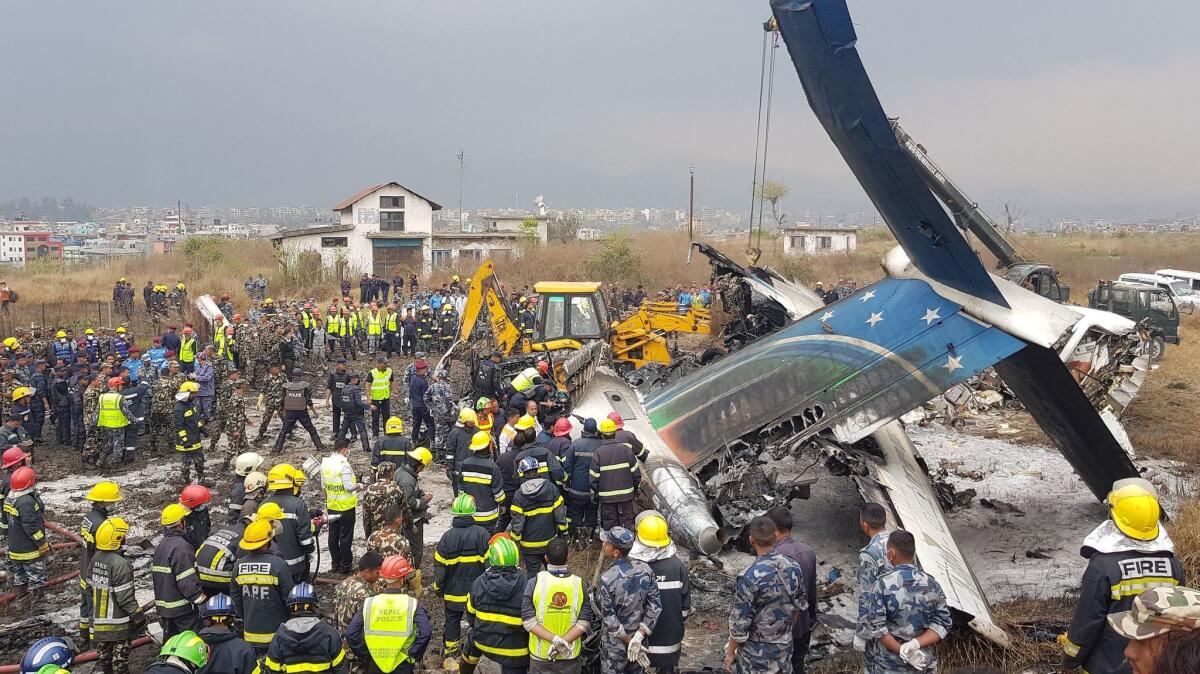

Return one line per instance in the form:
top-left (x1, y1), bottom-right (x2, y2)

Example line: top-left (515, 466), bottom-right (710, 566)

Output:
top-left (333, 182), bottom-right (443, 211)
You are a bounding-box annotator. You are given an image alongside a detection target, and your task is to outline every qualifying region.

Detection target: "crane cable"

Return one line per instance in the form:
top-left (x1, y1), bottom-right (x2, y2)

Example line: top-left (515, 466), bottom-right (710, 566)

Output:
top-left (748, 23), bottom-right (780, 255)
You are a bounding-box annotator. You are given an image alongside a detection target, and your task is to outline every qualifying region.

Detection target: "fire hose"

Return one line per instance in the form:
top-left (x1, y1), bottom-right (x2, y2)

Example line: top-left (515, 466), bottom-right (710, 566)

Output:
top-left (0, 521), bottom-right (87, 607)
top-left (0, 601), bottom-right (158, 673)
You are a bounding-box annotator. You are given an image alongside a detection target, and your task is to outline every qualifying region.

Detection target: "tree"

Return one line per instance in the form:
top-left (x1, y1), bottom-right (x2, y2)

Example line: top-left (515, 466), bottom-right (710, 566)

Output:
top-left (1002, 202), bottom-right (1028, 235)
top-left (755, 180), bottom-right (790, 228)
top-left (549, 212), bottom-right (581, 244)
top-left (519, 217), bottom-right (543, 244)
top-left (584, 230), bottom-right (643, 283)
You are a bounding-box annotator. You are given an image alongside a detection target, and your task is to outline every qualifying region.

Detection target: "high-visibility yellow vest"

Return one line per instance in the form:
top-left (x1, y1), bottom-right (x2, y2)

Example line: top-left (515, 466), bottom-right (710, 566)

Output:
top-left (363, 593), bottom-right (419, 672)
top-left (512, 367), bottom-right (539, 393)
top-left (301, 311), bottom-right (313, 329)
top-left (217, 335), bottom-right (235, 361)
top-left (349, 313), bottom-right (361, 332)
top-left (96, 392), bottom-right (129, 429)
top-left (369, 368), bottom-right (393, 401)
top-left (322, 455), bottom-right (358, 512)
top-left (386, 312), bottom-right (399, 332)
top-left (368, 313), bottom-right (383, 336)
top-left (179, 337), bottom-right (196, 363)
top-left (327, 315), bottom-right (347, 336)
top-left (528, 571), bottom-right (583, 660)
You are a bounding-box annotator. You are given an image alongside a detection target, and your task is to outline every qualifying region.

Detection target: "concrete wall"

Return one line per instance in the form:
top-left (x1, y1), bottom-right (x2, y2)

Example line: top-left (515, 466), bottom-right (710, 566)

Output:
top-left (782, 230), bottom-right (857, 255)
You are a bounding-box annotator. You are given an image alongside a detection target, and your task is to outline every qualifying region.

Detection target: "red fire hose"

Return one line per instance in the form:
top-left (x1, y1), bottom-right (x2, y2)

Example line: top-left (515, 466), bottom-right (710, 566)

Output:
top-left (0, 636), bottom-right (155, 673)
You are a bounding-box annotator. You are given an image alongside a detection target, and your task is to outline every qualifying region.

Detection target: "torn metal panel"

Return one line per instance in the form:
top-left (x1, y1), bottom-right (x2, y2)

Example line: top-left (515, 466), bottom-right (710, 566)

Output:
top-left (855, 421), bottom-right (1012, 647)
top-left (644, 278), bottom-right (1023, 469)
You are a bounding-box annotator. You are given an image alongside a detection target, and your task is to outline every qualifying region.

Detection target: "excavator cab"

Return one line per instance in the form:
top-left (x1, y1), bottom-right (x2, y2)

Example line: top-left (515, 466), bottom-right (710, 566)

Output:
top-left (1005, 264), bottom-right (1070, 303)
top-left (531, 282), bottom-right (610, 347)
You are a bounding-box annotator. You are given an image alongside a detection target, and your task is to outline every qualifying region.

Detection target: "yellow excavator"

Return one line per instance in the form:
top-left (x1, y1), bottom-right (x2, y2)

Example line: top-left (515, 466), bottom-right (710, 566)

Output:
top-left (456, 260), bottom-right (711, 376)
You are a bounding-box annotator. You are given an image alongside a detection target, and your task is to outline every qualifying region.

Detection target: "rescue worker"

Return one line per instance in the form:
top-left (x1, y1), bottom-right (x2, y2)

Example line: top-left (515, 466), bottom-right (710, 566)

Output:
top-left (86, 517), bottom-right (146, 674)
top-left (518, 300), bottom-right (536, 343)
top-left (461, 537), bottom-right (530, 674)
top-left (19, 636), bottom-right (76, 674)
top-left (361, 461), bottom-right (404, 541)
top-left (79, 481), bottom-right (122, 644)
top-left (859, 530), bottom-right (952, 674)
top-left (198, 594), bottom-right (256, 674)
top-left (371, 416), bottom-right (411, 467)
top-left (1107, 586), bottom-right (1200, 674)
top-left (196, 510), bottom-right (250, 599)
top-left (122, 365), bottom-right (150, 462)
top-left (547, 417), bottom-right (573, 463)
top-left (273, 369), bottom-right (326, 455)
top-left (366, 504), bottom-right (422, 597)
top-left (416, 306), bottom-right (435, 353)
top-left (459, 430), bottom-right (506, 533)
top-left (400, 308), bottom-right (417, 356)
top-left (726, 516), bottom-right (806, 674)
top-left (337, 372), bottom-right (371, 454)
top-left (367, 356), bottom-right (394, 438)
top-left (227, 451), bottom-right (265, 523)
top-left (510, 455), bottom-right (568, 575)
top-left (240, 472), bottom-right (268, 520)
top-left (5, 465), bottom-right (47, 609)
top-left (231, 518), bottom-right (295, 651)
top-left (435, 494), bottom-right (491, 669)
top-left (590, 419), bottom-right (640, 531)
top-left (346, 555), bottom-right (433, 674)
top-left (179, 326), bottom-right (197, 374)
top-left (395, 446), bottom-right (433, 569)
top-left (767, 506), bottom-right (818, 674)
top-left (366, 304), bottom-right (383, 355)
top-left (153, 503), bottom-right (208, 640)
top-left (150, 361), bottom-right (184, 456)
top-left (563, 418), bottom-right (600, 545)
top-left (173, 381), bottom-right (206, 484)
top-left (146, 631), bottom-right (209, 674)
top-left (383, 304), bottom-right (400, 359)
top-left (180, 484), bottom-right (213, 550)
top-left (322, 439), bottom-right (360, 574)
top-left (630, 512), bottom-right (690, 674)
top-left (440, 303), bottom-right (458, 350)
top-left (261, 583), bottom-right (347, 674)
top-left (855, 502), bottom-right (891, 653)
top-left (606, 413), bottom-right (648, 464)
top-left (597, 526), bottom-right (661, 674)
top-left (522, 537), bottom-right (592, 674)
top-left (263, 464), bottom-right (315, 582)
top-left (1061, 478), bottom-right (1185, 674)
top-left (333, 550), bottom-right (384, 631)
top-left (253, 363), bottom-right (286, 443)
top-left (425, 368), bottom-right (457, 456)
top-left (513, 416), bottom-right (566, 484)
top-left (408, 359), bottom-right (433, 446)
top-left (444, 408), bottom-right (478, 493)
top-left (474, 351), bottom-right (504, 401)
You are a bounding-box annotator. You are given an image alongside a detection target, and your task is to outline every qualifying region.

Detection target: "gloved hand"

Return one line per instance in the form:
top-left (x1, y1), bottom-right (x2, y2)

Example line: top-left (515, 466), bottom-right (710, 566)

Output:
top-left (626, 630), bottom-right (647, 664)
top-left (899, 639), bottom-right (930, 670)
top-left (852, 635), bottom-right (867, 652)
top-left (550, 635), bottom-right (572, 660)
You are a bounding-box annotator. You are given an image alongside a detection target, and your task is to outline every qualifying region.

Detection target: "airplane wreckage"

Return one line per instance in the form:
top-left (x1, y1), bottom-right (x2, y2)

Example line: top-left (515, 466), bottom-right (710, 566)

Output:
top-left (458, 0), bottom-right (1153, 648)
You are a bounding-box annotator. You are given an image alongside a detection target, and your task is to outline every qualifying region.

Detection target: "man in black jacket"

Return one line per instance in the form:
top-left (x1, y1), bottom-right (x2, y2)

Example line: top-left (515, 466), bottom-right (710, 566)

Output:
top-left (434, 494), bottom-right (490, 669)
top-left (197, 594), bottom-right (256, 674)
top-left (336, 372), bottom-right (370, 454)
top-left (152, 503), bottom-right (207, 640)
top-left (461, 538), bottom-right (529, 674)
top-left (261, 583), bottom-right (347, 673)
top-left (589, 418), bottom-right (640, 531)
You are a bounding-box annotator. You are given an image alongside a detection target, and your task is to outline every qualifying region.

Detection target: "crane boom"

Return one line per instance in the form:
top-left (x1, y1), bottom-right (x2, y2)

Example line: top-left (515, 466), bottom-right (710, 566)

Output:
top-left (891, 120), bottom-right (1028, 267)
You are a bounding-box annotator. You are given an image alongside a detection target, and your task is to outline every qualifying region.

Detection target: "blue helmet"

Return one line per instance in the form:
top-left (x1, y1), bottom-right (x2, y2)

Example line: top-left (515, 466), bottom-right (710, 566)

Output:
top-left (202, 593), bottom-right (235, 618)
top-left (21, 637), bottom-right (76, 674)
top-left (517, 456), bottom-right (540, 475)
top-left (287, 582), bottom-right (317, 608)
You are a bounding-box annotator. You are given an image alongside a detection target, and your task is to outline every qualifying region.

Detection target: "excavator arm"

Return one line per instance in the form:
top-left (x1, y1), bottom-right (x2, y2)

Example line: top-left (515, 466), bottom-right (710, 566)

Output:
top-left (610, 302), bottom-right (712, 368)
top-left (458, 260), bottom-right (523, 355)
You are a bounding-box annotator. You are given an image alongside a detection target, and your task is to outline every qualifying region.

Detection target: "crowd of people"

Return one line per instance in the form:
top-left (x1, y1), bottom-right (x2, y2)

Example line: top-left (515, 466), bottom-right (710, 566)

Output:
top-left (1, 271), bottom-right (1199, 674)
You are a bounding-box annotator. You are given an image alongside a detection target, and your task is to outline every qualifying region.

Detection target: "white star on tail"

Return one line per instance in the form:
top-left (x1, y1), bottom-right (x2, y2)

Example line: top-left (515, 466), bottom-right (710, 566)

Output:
top-left (865, 312), bottom-right (884, 327)
top-left (820, 311), bottom-right (835, 322)
top-left (943, 355), bottom-right (963, 373)
top-left (921, 308), bottom-right (941, 326)
top-left (860, 290), bottom-right (876, 303)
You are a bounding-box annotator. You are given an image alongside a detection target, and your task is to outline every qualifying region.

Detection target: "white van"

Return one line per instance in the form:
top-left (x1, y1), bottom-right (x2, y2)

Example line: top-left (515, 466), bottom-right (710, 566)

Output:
top-left (1117, 273), bottom-right (1196, 313)
top-left (1156, 269), bottom-right (1200, 292)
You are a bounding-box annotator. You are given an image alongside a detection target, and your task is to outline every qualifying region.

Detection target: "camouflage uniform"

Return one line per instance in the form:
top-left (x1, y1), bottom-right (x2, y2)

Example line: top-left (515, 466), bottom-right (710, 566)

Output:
top-left (255, 371), bottom-right (287, 441)
top-left (359, 467), bottom-right (404, 540)
top-left (149, 372), bottom-right (184, 454)
top-left (245, 327), bottom-right (267, 387)
top-left (423, 376), bottom-right (456, 456)
top-left (859, 564), bottom-right (952, 674)
top-left (0, 377), bottom-right (18, 423)
top-left (598, 557), bottom-right (662, 674)
top-left (220, 391), bottom-right (250, 467)
top-left (730, 552), bottom-right (806, 674)
top-left (81, 385), bottom-right (102, 464)
top-left (332, 572), bottom-right (380, 674)
top-left (857, 531), bottom-right (892, 638)
top-left (367, 526), bottom-right (421, 597)
top-left (205, 374), bottom-right (235, 454)
top-left (93, 642), bottom-right (131, 674)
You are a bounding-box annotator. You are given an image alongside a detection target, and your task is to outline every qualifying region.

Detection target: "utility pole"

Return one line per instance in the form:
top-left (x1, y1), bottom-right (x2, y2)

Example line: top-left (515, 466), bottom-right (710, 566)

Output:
top-left (687, 164), bottom-right (695, 264)
top-left (457, 149), bottom-right (465, 231)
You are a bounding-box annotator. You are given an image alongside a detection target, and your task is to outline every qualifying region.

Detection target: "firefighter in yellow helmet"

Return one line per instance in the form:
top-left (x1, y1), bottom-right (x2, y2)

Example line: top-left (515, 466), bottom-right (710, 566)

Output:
top-left (1060, 478), bottom-right (1184, 673)
top-left (173, 381), bottom-right (205, 484)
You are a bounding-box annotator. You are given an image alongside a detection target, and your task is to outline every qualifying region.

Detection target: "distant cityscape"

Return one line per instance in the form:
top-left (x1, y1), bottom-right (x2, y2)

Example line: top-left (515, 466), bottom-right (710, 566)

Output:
top-left (0, 196), bottom-right (1198, 268)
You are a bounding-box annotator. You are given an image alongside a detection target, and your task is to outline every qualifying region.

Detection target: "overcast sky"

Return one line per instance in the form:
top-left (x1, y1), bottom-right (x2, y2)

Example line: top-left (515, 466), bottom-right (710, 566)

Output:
top-left (2, 0), bottom-right (1197, 217)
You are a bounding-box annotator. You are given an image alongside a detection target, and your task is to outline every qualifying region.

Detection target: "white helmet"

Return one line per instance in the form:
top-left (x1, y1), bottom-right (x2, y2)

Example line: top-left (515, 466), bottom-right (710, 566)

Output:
top-left (234, 452), bottom-right (265, 477)
top-left (243, 471), bottom-right (267, 494)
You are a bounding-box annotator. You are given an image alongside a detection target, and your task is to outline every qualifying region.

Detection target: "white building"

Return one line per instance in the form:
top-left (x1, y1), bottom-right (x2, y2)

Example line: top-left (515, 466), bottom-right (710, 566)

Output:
top-left (577, 228), bottom-right (603, 240)
top-left (781, 224), bottom-right (859, 255)
top-left (273, 182), bottom-right (544, 276)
